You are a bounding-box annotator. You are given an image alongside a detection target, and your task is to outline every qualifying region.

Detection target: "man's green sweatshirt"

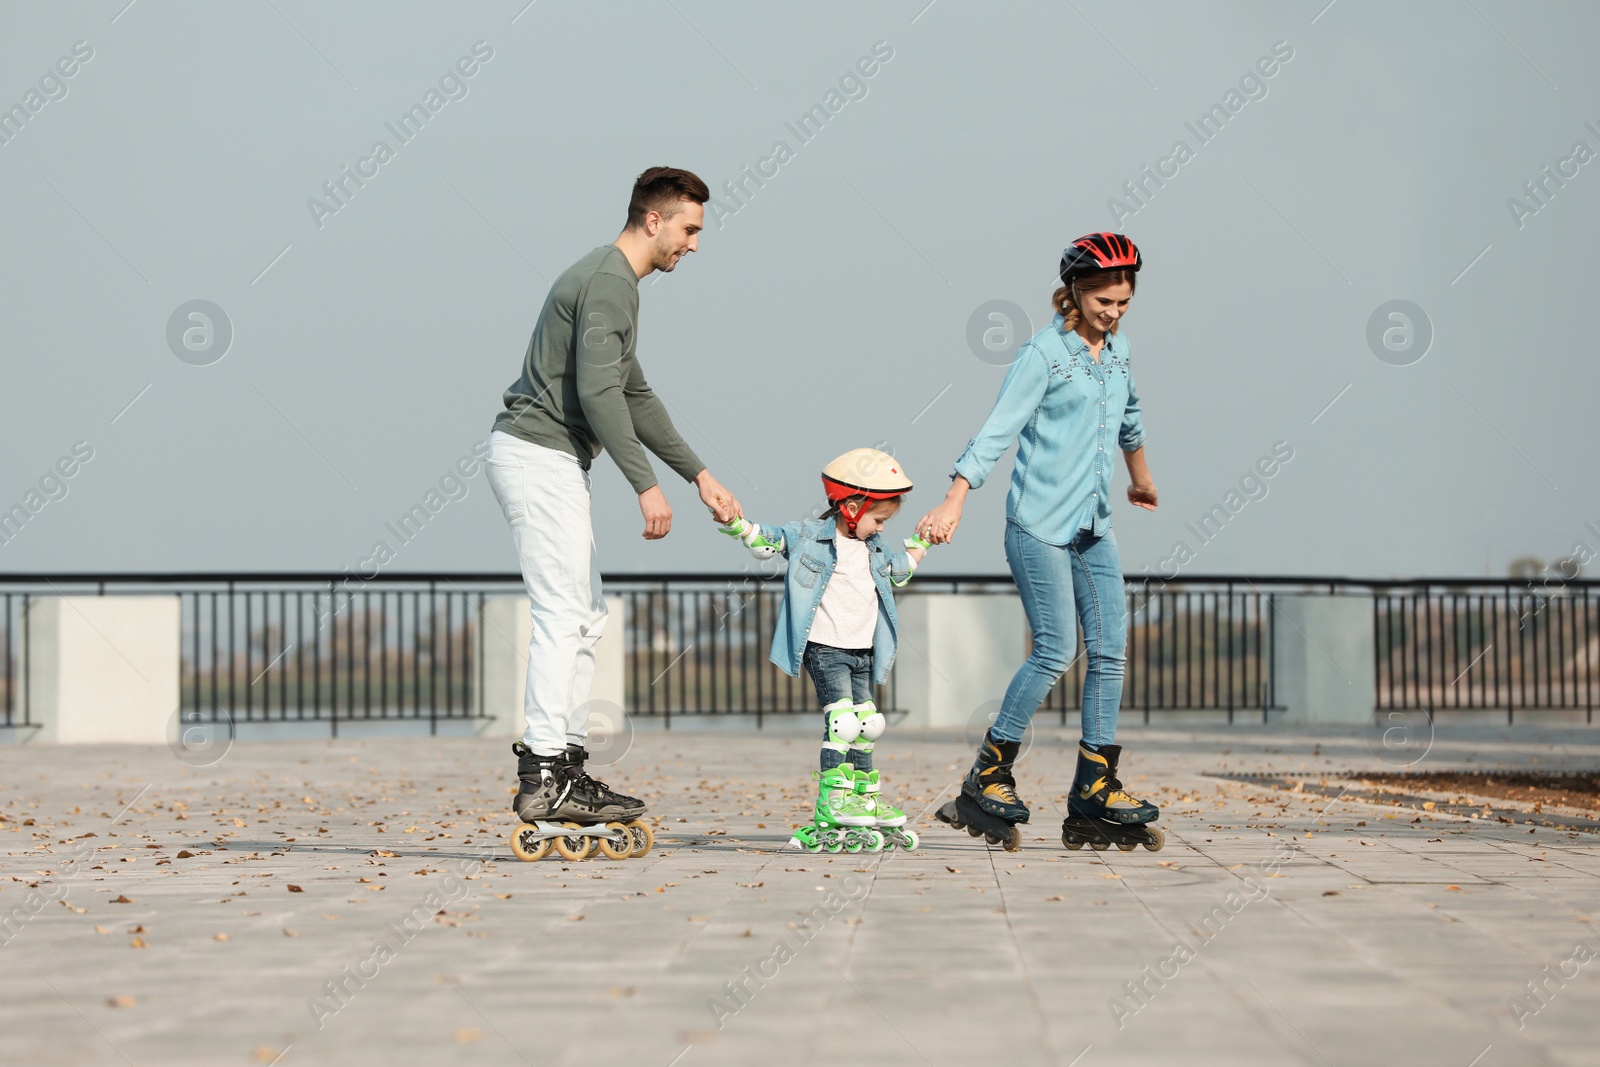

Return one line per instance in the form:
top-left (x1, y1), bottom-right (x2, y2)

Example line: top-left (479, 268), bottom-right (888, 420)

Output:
top-left (492, 244), bottom-right (703, 493)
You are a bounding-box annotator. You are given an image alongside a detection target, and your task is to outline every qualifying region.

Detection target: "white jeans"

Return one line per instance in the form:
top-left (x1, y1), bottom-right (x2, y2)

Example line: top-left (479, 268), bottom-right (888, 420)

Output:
top-left (485, 431), bottom-right (607, 757)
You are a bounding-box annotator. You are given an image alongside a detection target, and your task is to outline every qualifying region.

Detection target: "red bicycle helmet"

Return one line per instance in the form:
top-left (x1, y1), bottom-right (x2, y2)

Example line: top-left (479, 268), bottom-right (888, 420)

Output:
top-left (821, 448), bottom-right (913, 535)
top-left (1060, 232), bottom-right (1142, 285)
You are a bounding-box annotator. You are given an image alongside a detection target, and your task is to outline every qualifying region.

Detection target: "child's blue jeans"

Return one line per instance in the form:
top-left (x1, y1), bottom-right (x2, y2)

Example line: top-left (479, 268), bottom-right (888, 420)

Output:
top-left (802, 642), bottom-right (874, 772)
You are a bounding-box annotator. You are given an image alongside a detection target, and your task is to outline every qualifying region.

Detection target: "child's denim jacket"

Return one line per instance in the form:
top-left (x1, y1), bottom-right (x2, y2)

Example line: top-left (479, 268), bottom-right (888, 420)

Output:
top-left (761, 517), bottom-right (916, 684)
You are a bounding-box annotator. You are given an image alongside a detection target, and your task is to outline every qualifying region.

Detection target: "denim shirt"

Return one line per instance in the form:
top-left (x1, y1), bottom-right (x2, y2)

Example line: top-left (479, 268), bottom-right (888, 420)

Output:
top-left (952, 315), bottom-right (1146, 546)
top-left (763, 518), bottom-right (914, 684)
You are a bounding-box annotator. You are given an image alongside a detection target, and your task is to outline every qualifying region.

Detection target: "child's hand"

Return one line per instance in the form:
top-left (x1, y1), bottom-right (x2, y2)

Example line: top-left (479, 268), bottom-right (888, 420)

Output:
top-left (903, 531), bottom-right (931, 566)
top-left (715, 511), bottom-right (781, 560)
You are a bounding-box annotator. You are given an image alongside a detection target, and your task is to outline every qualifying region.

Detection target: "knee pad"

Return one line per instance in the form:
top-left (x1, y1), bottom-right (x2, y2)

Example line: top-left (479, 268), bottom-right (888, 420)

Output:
top-left (854, 701), bottom-right (885, 741)
top-left (824, 699), bottom-right (862, 744)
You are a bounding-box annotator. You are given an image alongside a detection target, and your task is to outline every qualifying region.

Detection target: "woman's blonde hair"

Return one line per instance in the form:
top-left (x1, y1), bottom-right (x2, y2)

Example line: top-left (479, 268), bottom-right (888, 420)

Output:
top-left (1051, 269), bottom-right (1138, 334)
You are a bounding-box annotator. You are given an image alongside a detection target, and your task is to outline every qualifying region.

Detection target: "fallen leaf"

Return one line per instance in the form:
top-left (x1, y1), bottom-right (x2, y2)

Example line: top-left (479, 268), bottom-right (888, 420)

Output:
top-left (282, 928), bottom-right (298, 937)
top-left (176, 850), bottom-right (195, 859)
top-left (110, 895), bottom-right (134, 904)
top-left (945, 866), bottom-right (962, 874)
top-left (1322, 891), bottom-right (1340, 897)
top-left (286, 885), bottom-right (304, 893)
top-left (454, 1029), bottom-right (482, 1044)
top-left (107, 995), bottom-right (136, 1008)
top-left (93, 925), bottom-right (111, 934)
top-left (214, 933), bottom-right (230, 941)
top-left (129, 938), bottom-right (148, 949)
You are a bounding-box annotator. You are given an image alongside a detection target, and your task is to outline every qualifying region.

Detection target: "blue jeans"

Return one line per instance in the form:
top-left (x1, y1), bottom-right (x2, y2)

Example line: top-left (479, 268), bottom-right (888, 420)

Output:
top-left (803, 643), bottom-right (874, 772)
top-left (992, 522), bottom-right (1127, 747)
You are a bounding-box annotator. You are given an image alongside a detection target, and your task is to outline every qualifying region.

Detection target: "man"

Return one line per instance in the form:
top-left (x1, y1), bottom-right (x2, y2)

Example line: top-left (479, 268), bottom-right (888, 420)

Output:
top-left (486, 166), bottom-right (741, 825)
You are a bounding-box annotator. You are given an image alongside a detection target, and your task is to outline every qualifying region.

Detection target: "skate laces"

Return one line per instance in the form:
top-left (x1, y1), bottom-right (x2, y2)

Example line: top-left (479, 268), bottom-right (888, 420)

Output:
top-left (979, 766), bottom-right (1021, 804)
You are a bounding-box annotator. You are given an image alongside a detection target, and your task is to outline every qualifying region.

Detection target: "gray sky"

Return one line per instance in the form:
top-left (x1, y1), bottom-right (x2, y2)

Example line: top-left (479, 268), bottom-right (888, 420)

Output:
top-left (2, 0), bottom-right (1596, 579)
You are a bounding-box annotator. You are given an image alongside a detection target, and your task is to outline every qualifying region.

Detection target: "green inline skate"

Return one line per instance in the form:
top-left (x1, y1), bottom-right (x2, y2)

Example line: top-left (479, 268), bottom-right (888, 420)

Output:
top-left (789, 763), bottom-right (884, 854)
top-left (852, 768), bottom-right (918, 851)
top-left (844, 701), bottom-right (918, 851)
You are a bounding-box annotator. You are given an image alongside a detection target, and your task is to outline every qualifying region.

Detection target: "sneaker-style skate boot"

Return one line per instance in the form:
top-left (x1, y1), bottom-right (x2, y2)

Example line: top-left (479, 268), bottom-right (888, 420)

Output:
top-left (789, 764), bottom-right (883, 854)
top-left (852, 769), bottom-right (918, 851)
top-left (507, 742), bottom-right (653, 863)
top-left (936, 731), bottom-right (1025, 851)
top-left (561, 743), bottom-right (647, 821)
top-left (1061, 743), bottom-right (1164, 853)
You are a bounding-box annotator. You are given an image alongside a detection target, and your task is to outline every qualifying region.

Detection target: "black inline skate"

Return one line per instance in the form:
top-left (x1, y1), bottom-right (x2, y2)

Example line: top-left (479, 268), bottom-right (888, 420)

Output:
top-left (1060, 742), bottom-right (1164, 853)
top-left (507, 742), bottom-right (654, 862)
top-left (936, 730), bottom-right (1026, 851)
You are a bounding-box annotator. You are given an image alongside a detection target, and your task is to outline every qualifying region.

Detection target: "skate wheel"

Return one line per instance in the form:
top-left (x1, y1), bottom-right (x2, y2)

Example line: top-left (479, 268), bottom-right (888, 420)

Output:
top-left (554, 822), bottom-right (594, 861)
top-left (1090, 839), bottom-right (1110, 851)
top-left (966, 826), bottom-right (983, 838)
top-left (1116, 841), bottom-right (1137, 852)
top-left (1001, 826), bottom-right (1022, 853)
top-left (865, 830), bottom-right (885, 853)
top-left (626, 820), bottom-right (654, 858)
top-left (597, 822), bottom-right (634, 861)
top-left (1142, 826), bottom-right (1165, 852)
top-left (1063, 837), bottom-right (1086, 851)
top-left (823, 829), bottom-right (844, 854)
top-left (844, 836), bottom-right (863, 854)
top-left (984, 833), bottom-right (1001, 846)
top-left (509, 825), bottom-right (552, 862)
top-left (898, 830), bottom-right (919, 851)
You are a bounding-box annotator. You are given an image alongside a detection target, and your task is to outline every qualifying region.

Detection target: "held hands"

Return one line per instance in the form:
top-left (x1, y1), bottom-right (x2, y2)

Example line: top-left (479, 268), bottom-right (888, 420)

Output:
top-left (640, 471), bottom-right (743, 542)
top-left (717, 512), bottom-right (782, 560)
top-left (1127, 482), bottom-right (1159, 511)
top-left (915, 500), bottom-right (963, 545)
top-left (695, 470), bottom-right (742, 525)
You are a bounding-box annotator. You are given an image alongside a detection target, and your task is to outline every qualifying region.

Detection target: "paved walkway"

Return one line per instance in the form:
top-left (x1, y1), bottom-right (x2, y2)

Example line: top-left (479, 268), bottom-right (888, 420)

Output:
top-left (2, 723), bottom-right (1598, 1066)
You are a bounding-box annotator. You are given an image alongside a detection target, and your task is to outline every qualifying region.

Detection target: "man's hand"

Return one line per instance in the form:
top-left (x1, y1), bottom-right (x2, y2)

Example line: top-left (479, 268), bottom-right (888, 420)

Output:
top-left (639, 485), bottom-right (672, 539)
top-left (695, 470), bottom-right (742, 524)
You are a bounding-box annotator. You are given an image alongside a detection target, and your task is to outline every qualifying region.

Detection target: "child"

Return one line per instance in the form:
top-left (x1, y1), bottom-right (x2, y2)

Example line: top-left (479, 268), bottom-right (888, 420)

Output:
top-left (717, 448), bottom-right (932, 853)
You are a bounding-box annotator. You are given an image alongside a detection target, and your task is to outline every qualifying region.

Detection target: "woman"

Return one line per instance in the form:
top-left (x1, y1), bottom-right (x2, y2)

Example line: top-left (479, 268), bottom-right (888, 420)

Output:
top-left (918, 232), bottom-right (1164, 850)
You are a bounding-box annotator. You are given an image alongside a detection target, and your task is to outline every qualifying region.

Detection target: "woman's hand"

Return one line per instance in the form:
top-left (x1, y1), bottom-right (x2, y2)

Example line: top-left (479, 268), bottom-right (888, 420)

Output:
top-left (1126, 482), bottom-right (1158, 510)
top-left (916, 477), bottom-right (972, 544)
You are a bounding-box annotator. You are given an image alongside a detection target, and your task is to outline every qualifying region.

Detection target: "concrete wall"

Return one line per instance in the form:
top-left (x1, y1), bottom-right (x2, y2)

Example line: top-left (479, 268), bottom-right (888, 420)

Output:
top-left (26, 596), bottom-right (180, 744)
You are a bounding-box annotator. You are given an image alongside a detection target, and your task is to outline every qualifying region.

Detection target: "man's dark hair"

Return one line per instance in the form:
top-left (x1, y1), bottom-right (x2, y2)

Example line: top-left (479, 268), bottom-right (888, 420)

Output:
top-left (625, 167), bottom-right (710, 230)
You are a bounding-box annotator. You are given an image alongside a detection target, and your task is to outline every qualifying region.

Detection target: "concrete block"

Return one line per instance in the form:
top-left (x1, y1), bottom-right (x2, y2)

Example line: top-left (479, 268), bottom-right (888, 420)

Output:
top-left (477, 594), bottom-right (626, 738)
top-left (26, 596), bottom-right (180, 744)
top-left (894, 592), bottom-right (1025, 729)
top-left (1273, 593), bottom-right (1375, 724)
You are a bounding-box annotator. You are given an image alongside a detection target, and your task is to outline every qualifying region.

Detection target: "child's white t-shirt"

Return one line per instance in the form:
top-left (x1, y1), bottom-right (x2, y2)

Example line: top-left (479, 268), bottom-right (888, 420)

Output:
top-left (809, 535), bottom-right (878, 649)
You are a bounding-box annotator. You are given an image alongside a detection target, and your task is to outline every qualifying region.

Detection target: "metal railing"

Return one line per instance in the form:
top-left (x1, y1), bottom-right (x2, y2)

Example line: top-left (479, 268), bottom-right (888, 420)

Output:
top-left (1375, 580), bottom-right (1598, 719)
top-left (613, 574), bottom-right (1281, 723)
top-left (1, 573), bottom-right (1595, 728)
